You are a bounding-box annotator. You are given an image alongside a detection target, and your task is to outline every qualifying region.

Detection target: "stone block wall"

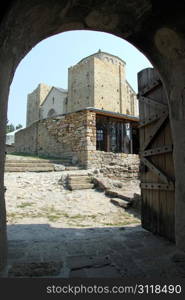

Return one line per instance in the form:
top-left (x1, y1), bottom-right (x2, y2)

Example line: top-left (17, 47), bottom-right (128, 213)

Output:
top-left (40, 88), bottom-right (67, 119)
top-left (40, 110), bottom-right (95, 164)
top-left (26, 83), bottom-right (52, 127)
top-left (37, 121), bottom-right (68, 158)
top-left (6, 144), bottom-right (15, 153)
top-left (15, 110), bottom-right (96, 166)
top-left (15, 122), bottom-right (38, 154)
top-left (88, 151), bottom-right (139, 179)
top-left (67, 59), bottom-right (94, 112)
top-left (15, 109), bottom-right (139, 176)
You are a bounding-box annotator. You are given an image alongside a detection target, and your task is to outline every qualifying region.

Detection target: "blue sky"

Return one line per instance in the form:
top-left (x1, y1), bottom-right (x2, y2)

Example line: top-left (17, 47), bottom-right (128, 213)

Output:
top-left (8, 30), bottom-right (152, 127)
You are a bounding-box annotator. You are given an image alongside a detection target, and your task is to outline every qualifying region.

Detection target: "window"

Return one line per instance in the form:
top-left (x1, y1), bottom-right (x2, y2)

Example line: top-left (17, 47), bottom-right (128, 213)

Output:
top-left (97, 129), bottom-right (104, 141)
top-left (47, 108), bottom-right (56, 118)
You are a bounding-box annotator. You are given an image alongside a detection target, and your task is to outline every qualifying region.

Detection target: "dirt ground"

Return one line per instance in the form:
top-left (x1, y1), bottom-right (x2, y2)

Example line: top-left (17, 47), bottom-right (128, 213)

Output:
top-left (5, 171), bottom-right (141, 228)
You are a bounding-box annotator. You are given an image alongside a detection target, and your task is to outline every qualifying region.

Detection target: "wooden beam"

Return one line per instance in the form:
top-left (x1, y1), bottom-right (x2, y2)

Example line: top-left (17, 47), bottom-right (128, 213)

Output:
top-left (139, 110), bottom-right (167, 128)
top-left (138, 79), bottom-right (161, 96)
top-left (139, 96), bottom-right (168, 110)
top-left (140, 145), bottom-right (173, 157)
top-left (141, 157), bottom-right (173, 184)
top-left (141, 182), bottom-right (174, 191)
top-left (141, 112), bottom-right (168, 150)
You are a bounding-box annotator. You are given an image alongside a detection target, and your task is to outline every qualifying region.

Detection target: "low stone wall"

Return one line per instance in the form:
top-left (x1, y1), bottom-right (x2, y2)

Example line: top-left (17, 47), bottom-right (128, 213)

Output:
top-left (37, 120), bottom-right (70, 158)
top-left (88, 151), bottom-right (139, 179)
top-left (41, 110), bottom-right (96, 165)
top-left (15, 110), bottom-right (96, 166)
top-left (6, 144), bottom-right (15, 154)
top-left (15, 122), bottom-right (38, 155)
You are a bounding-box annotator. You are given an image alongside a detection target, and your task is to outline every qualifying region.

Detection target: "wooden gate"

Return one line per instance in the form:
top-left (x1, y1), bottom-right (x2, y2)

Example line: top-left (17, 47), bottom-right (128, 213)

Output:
top-left (138, 68), bottom-right (175, 242)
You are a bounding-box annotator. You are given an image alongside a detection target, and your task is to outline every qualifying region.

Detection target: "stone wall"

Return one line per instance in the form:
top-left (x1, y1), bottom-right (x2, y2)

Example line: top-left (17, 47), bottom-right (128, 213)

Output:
top-left (40, 87), bottom-right (67, 119)
top-left (88, 151), bottom-right (139, 179)
top-left (26, 83), bottom-right (52, 127)
top-left (39, 111), bottom-right (93, 164)
top-left (5, 144), bottom-right (15, 154)
top-left (94, 56), bottom-right (125, 113)
top-left (15, 110), bottom-right (96, 166)
top-left (15, 122), bottom-right (38, 155)
top-left (15, 109), bottom-right (139, 175)
top-left (67, 58), bottom-right (94, 112)
top-left (67, 52), bottom-right (138, 117)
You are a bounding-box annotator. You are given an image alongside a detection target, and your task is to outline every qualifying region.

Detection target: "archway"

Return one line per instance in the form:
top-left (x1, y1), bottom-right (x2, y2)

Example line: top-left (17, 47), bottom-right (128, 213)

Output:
top-left (1, 0), bottom-right (185, 275)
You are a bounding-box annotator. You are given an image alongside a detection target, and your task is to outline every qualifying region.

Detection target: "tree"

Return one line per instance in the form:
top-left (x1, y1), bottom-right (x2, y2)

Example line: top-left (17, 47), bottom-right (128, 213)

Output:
top-left (6, 123), bottom-right (15, 133)
top-left (16, 124), bottom-right (23, 130)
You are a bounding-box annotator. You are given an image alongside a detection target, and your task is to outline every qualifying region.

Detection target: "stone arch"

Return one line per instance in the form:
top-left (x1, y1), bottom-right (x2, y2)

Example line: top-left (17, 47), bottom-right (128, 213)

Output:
top-left (1, 0), bottom-right (185, 274)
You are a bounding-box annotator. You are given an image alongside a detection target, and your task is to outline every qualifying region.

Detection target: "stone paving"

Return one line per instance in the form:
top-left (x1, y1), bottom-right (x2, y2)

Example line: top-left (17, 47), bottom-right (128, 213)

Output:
top-left (3, 171), bottom-right (185, 279)
top-left (7, 224), bottom-right (185, 279)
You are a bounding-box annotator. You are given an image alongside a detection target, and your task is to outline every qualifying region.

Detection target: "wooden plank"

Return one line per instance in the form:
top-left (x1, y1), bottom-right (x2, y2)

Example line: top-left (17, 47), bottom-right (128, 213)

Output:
top-left (150, 81), bottom-right (167, 239)
top-left (138, 79), bottom-right (161, 96)
top-left (141, 183), bottom-right (174, 191)
top-left (164, 113), bottom-right (175, 241)
top-left (141, 69), bottom-right (154, 232)
top-left (138, 67), bottom-right (175, 241)
top-left (141, 112), bottom-right (168, 150)
top-left (139, 110), bottom-right (167, 128)
top-left (139, 96), bottom-right (167, 109)
top-left (142, 70), bottom-right (163, 235)
top-left (140, 145), bottom-right (173, 157)
top-left (138, 68), bottom-right (149, 231)
top-left (141, 157), bottom-right (173, 184)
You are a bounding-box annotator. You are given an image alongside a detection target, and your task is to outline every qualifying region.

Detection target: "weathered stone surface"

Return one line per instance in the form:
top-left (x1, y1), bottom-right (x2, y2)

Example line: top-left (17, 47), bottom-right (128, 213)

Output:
top-left (110, 198), bottom-right (131, 209)
top-left (15, 108), bottom-right (139, 176)
top-left (67, 52), bottom-right (138, 116)
top-left (105, 189), bottom-right (134, 201)
top-left (8, 261), bottom-right (63, 277)
top-left (67, 255), bottom-right (110, 269)
top-left (92, 177), bottom-right (110, 191)
top-left (67, 174), bottom-right (94, 190)
top-left (68, 183), bottom-right (94, 190)
top-left (89, 152), bottom-right (140, 178)
top-left (15, 110), bottom-right (95, 168)
top-left (5, 171), bottom-right (140, 229)
top-left (53, 164), bottom-right (66, 171)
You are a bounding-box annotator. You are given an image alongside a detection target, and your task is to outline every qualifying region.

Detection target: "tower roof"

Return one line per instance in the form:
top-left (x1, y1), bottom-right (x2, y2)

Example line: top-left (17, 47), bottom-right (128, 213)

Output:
top-left (77, 50), bottom-right (126, 65)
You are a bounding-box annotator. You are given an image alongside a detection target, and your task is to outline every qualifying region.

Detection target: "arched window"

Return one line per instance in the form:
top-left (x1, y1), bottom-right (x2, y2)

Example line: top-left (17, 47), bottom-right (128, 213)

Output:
top-left (47, 108), bottom-right (56, 118)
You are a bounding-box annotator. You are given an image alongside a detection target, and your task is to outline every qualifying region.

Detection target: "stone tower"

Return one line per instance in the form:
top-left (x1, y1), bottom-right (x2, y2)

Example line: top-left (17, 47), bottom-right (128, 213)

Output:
top-left (67, 50), bottom-right (138, 116)
top-left (26, 83), bottom-right (52, 127)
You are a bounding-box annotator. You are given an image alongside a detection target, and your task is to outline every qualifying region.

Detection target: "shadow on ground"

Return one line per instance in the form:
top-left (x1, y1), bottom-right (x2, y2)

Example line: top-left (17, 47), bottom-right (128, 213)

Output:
top-left (6, 223), bottom-right (185, 279)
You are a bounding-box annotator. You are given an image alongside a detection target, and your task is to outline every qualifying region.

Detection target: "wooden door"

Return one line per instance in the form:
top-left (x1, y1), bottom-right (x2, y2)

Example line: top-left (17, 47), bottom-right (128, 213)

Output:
top-left (138, 68), bottom-right (175, 242)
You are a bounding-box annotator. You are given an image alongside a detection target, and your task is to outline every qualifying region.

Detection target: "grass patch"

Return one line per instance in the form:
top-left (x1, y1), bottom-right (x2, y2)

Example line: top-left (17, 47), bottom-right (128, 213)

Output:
top-left (47, 215), bottom-right (61, 222)
top-left (7, 206), bottom-right (99, 223)
top-left (17, 202), bottom-right (34, 208)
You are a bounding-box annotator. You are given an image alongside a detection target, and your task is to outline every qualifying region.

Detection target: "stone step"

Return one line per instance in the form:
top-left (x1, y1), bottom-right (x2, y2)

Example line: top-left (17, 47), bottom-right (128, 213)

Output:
top-left (68, 180), bottom-right (92, 185)
top-left (5, 159), bottom-right (71, 164)
top-left (68, 176), bottom-right (92, 182)
top-left (5, 163), bottom-right (56, 168)
top-left (5, 166), bottom-right (55, 172)
top-left (105, 189), bottom-right (134, 201)
top-left (67, 174), bottom-right (94, 190)
top-left (68, 183), bottom-right (94, 190)
top-left (110, 198), bottom-right (131, 209)
top-left (65, 166), bottom-right (81, 171)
